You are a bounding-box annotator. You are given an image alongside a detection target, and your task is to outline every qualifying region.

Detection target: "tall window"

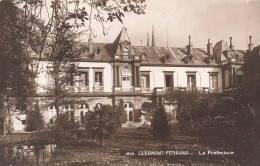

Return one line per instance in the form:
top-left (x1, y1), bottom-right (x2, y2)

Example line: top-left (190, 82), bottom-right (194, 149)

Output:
top-left (187, 74), bottom-right (196, 89)
top-left (124, 102), bottom-right (134, 121)
top-left (209, 73), bottom-right (218, 91)
top-left (141, 75), bottom-right (150, 90)
top-left (48, 71), bottom-right (54, 88)
top-left (164, 72), bottom-right (173, 91)
top-left (79, 72), bottom-right (89, 87)
top-left (94, 72), bottom-right (103, 87)
top-left (121, 69), bottom-right (132, 90)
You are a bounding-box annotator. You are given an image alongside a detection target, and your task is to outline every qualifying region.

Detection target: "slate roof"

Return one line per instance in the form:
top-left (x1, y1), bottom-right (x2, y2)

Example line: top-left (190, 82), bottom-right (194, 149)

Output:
top-left (77, 42), bottom-right (246, 65)
top-left (38, 28), bottom-right (246, 65)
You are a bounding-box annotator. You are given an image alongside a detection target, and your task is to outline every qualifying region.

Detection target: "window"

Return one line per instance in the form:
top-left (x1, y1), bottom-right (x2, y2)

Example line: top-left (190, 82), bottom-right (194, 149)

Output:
top-left (65, 104), bottom-right (74, 110)
top-left (122, 47), bottom-right (129, 56)
top-left (50, 104), bottom-right (58, 110)
top-left (48, 71), bottom-right (54, 88)
top-left (187, 74), bottom-right (196, 89)
top-left (94, 72), bottom-right (103, 87)
top-left (164, 72), bottom-right (173, 90)
top-left (121, 69), bottom-right (132, 90)
top-left (237, 75), bottom-right (244, 87)
top-left (69, 73), bottom-right (74, 86)
top-left (80, 72), bottom-right (89, 87)
top-left (209, 73), bottom-right (218, 91)
top-left (124, 102), bottom-right (134, 121)
top-left (22, 120), bottom-right (26, 125)
top-left (80, 104), bottom-right (89, 110)
top-left (80, 111), bottom-right (85, 124)
top-left (141, 74), bottom-right (150, 92)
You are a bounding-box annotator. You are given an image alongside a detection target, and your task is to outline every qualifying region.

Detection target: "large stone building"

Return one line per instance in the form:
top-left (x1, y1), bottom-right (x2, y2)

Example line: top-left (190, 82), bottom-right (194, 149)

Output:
top-left (10, 27), bottom-right (256, 131)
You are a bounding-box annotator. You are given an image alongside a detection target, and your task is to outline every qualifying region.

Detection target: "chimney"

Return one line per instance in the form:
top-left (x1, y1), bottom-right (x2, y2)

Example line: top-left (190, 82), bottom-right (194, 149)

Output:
top-left (187, 35), bottom-right (193, 55)
top-left (207, 38), bottom-right (215, 63)
top-left (229, 37), bottom-right (234, 50)
top-left (88, 33), bottom-right (93, 53)
top-left (151, 25), bottom-right (155, 47)
top-left (147, 33), bottom-right (150, 47)
top-left (207, 38), bottom-right (213, 55)
top-left (248, 36), bottom-right (254, 51)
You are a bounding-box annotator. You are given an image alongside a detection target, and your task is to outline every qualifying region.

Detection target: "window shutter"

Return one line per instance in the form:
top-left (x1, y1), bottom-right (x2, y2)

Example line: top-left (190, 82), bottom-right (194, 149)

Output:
top-left (192, 76), bottom-right (196, 87)
top-left (147, 75), bottom-right (150, 88)
top-left (99, 73), bottom-right (103, 86)
top-left (85, 72), bottom-right (89, 86)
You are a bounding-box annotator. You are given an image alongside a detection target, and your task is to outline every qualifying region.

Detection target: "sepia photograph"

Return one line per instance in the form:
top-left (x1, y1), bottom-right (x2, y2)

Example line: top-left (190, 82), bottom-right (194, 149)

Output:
top-left (0, 0), bottom-right (259, 165)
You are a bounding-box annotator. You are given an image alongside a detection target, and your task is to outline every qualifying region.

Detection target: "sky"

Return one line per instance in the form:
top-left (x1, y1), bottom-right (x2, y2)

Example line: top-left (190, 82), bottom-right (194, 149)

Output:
top-left (89, 0), bottom-right (260, 50)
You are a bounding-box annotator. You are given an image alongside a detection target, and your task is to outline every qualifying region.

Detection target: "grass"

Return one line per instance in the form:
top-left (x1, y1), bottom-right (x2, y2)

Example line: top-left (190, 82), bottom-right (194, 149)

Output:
top-left (0, 128), bottom-right (259, 165)
top-left (45, 128), bottom-right (259, 166)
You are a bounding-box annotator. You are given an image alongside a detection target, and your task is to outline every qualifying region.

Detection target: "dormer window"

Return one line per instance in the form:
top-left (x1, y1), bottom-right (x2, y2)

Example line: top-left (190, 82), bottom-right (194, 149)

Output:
top-left (97, 48), bottom-right (101, 54)
top-left (123, 47), bottom-right (129, 56)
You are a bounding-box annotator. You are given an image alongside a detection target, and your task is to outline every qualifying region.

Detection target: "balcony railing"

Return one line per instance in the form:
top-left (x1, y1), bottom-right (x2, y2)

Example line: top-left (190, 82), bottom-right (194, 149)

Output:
top-left (121, 86), bottom-right (134, 92)
top-left (141, 87), bottom-right (151, 93)
top-left (93, 86), bottom-right (104, 92)
top-left (154, 87), bottom-right (219, 94)
top-left (78, 86), bottom-right (90, 92)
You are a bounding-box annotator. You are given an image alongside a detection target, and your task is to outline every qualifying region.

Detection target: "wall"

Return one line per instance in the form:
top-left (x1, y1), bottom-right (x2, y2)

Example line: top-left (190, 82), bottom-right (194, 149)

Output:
top-left (140, 66), bottom-right (223, 92)
top-left (36, 61), bottom-right (113, 93)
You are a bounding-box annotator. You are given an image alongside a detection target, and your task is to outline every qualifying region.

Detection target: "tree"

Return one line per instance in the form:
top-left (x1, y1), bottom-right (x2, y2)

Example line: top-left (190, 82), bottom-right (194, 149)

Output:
top-left (85, 102), bottom-right (127, 146)
top-left (0, 0), bottom-right (146, 136)
top-left (165, 90), bottom-right (211, 131)
top-left (0, 0), bottom-right (37, 136)
top-left (151, 106), bottom-right (170, 139)
top-left (26, 103), bottom-right (45, 132)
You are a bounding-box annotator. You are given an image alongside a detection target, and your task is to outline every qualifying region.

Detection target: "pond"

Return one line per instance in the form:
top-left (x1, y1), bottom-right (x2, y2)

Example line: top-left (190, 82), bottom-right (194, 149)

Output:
top-left (0, 144), bottom-right (57, 166)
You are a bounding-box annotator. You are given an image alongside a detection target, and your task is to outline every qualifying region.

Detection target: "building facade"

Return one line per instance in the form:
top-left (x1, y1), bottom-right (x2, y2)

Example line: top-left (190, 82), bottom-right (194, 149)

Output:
top-left (10, 27), bottom-right (256, 131)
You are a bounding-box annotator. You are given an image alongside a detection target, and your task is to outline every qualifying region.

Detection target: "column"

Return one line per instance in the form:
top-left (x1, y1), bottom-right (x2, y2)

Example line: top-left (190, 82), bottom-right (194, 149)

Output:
top-left (137, 67), bottom-right (140, 87)
top-left (134, 66), bottom-right (137, 86)
top-left (117, 66), bottom-right (119, 86)
top-left (113, 64), bottom-right (117, 86)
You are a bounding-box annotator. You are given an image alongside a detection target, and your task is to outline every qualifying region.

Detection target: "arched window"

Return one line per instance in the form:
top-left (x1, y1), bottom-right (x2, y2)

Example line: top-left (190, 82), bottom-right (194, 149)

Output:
top-left (121, 69), bottom-right (132, 89)
top-left (80, 104), bottom-right (89, 110)
top-left (124, 102), bottom-right (134, 121)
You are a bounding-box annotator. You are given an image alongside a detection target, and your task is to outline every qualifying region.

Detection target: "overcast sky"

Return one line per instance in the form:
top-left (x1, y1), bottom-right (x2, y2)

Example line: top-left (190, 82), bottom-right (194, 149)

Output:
top-left (89, 0), bottom-right (260, 50)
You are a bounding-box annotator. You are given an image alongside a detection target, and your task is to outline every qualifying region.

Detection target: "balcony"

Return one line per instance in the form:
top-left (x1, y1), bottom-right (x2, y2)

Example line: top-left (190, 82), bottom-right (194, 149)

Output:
top-left (78, 86), bottom-right (90, 92)
top-left (121, 86), bottom-right (134, 92)
top-left (114, 86), bottom-right (142, 93)
top-left (141, 87), bottom-right (151, 93)
top-left (154, 87), bottom-right (219, 94)
top-left (93, 86), bottom-right (104, 92)
top-left (114, 55), bottom-right (141, 61)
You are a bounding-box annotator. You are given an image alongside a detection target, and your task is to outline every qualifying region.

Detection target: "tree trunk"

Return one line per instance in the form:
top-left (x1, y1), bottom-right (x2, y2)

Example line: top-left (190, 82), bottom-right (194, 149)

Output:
top-left (2, 97), bottom-right (8, 137)
top-left (100, 135), bottom-right (105, 147)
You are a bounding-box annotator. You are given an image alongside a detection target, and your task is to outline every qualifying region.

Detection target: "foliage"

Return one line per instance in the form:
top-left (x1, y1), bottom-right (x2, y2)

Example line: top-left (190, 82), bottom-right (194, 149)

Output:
top-left (26, 103), bottom-right (45, 132)
top-left (51, 112), bottom-right (79, 142)
top-left (212, 86), bottom-right (258, 151)
top-left (151, 106), bottom-right (170, 139)
top-left (0, 0), bottom-right (37, 136)
top-left (85, 101), bottom-right (127, 146)
top-left (165, 90), bottom-right (211, 131)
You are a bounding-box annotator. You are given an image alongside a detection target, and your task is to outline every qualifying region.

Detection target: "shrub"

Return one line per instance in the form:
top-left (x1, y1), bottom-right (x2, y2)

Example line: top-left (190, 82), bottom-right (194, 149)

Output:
top-left (26, 104), bottom-right (45, 132)
top-left (151, 106), bottom-right (170, 139)
top-left (84, 101), bottom-right (127, 146)
top-left (51, 112), bottom-right (79, 142)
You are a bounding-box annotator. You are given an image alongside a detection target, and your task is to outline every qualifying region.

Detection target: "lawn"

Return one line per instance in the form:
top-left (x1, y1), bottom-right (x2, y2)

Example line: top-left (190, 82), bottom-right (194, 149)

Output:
top-left (0, 128), bottom-right (259, 166)
top-left (43, 128), bottom-right (259, 166)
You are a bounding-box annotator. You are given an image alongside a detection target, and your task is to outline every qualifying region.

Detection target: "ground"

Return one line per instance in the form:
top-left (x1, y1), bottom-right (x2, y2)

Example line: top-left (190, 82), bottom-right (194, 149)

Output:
top-left (0, 128), bottom-right (259, 166)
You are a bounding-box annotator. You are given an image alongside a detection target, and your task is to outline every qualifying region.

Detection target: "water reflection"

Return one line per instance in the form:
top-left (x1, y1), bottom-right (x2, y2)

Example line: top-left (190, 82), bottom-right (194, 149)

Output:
top-left (0, 144), bottom-right (56, 166)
